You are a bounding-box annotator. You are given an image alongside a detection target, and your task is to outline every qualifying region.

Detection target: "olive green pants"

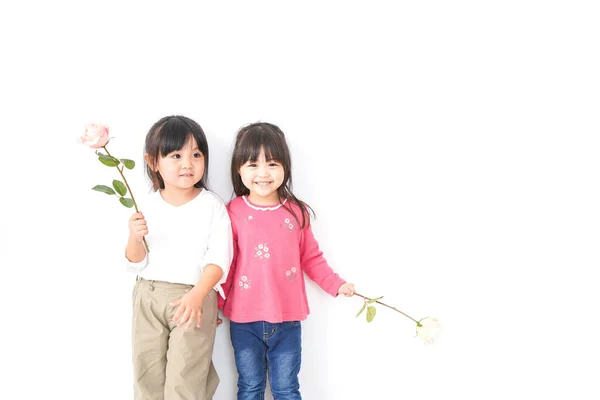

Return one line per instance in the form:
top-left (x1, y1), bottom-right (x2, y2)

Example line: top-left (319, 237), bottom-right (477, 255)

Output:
top-left (132, 278), bottom-right (219, 400)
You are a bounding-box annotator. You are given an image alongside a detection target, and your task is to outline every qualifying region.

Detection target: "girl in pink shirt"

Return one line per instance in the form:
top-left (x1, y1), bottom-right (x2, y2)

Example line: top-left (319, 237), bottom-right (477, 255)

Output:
top-left (219, 122), bottom-right (355, 400)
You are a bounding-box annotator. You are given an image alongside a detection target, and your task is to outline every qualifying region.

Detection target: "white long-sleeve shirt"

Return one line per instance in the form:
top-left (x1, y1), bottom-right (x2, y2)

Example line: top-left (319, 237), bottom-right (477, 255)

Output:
top-left (126, 189), bottom-right (233, 297)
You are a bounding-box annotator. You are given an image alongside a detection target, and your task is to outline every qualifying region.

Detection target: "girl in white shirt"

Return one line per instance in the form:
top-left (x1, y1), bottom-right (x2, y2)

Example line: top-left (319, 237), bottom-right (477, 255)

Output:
top-left (126, 115), bottom-right (233, 400)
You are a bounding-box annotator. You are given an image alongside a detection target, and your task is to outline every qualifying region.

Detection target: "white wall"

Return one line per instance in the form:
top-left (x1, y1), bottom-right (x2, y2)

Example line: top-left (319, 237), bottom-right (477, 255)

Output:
top-left (2, 1), bottom-right (599, 399)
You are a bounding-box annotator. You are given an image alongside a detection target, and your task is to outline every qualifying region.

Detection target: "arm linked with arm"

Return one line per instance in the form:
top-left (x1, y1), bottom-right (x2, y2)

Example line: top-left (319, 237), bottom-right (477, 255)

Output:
top-left (218, 249), bottom-right (237, 309)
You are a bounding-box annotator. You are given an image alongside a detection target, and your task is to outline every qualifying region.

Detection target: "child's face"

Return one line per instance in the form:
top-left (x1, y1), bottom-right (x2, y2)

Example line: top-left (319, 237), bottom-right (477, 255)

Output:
top-left (238, 148), bottom-right (284, 205)
top-left (153, 136), bottom-right (205, 193)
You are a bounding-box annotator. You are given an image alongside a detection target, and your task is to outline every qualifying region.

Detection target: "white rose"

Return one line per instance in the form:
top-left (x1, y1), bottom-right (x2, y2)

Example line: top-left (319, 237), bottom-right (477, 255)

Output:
top-left (416, 317), bottom-right (442, 345)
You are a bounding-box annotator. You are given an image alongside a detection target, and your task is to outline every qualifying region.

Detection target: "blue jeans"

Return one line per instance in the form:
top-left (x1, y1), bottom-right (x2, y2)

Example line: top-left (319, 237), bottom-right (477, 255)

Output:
top-left (230, 321), bottom-right (302, 400)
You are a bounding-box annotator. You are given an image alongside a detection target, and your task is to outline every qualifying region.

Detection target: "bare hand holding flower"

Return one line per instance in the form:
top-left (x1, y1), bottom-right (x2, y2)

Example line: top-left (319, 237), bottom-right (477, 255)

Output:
top-left (338, 282), bottom-right (356, 297)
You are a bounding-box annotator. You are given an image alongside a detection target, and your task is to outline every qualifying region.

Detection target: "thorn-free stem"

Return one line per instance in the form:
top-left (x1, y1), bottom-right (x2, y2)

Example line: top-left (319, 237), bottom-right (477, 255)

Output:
top-left (354, 292), bottom-right (420, 324)
top-left (103, 145), bottom-right (149, 253)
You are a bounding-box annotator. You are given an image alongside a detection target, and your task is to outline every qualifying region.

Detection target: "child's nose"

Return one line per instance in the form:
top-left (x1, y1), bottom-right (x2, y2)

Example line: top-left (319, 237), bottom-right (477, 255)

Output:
top-left (258, 166), bottom-right (269, 176)
top-left (182, 156), bottom-right (194, 168)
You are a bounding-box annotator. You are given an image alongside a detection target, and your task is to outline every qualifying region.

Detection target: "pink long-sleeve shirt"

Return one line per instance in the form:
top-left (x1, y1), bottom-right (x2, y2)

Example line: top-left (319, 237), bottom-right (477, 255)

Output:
top-left (219, 196), bottom-right (345, 323)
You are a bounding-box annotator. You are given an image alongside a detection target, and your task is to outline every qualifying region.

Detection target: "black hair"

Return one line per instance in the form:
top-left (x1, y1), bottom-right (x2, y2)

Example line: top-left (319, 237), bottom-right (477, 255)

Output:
top-left (231, 122), bottom-right (313, 228)
top-left (144, 115), bottom-right (210, 191)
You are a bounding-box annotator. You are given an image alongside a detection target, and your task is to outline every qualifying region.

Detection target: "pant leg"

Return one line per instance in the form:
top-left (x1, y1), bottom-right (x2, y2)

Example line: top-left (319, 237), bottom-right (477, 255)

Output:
top-left (230, 321), bottom-right (268, 400)
top-left (266, 322), bottom-right (302, 400)
top-left (132, 279), bottom-right (170, 400)
top-left (165, 290), bottom-right (220, 400)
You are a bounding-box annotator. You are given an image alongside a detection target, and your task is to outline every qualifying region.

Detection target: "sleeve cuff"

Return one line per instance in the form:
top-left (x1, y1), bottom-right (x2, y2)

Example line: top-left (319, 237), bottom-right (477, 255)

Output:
top-left (202, 262), bottom-right (229, 299)
top-left (327, 277), bottom-right (346, 297)
top-left (126, 252), bottom-right (148, 273)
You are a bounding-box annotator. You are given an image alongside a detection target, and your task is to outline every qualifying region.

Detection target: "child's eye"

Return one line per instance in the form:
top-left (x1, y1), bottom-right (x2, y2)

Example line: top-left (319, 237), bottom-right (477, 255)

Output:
top-left (171, 153), bottom-right (181, 159)
top-left (268, 162), bottom-right (279, 167)
top-left (193, 152), bottom-right (203, 158)
top-left (247, 163), bottom-right (257, 168)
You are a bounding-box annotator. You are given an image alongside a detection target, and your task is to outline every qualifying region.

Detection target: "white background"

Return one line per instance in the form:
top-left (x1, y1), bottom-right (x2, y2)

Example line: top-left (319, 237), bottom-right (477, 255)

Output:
top-left (1, 1), bottom-right (599, 399)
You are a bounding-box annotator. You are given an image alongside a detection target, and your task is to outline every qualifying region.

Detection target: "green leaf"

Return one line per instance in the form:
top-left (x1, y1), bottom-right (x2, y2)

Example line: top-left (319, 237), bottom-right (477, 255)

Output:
top-left (121, 159), bottom-right (135, 170)
top-left (355, 302), bottom-right (367, 318)
top-left (366, 306), bottom-right (377, 322)
top-left (97, 153), bottom-right (120, 167)
top-left (92, 185), bottom-right (116, 195)
top-left (367, 296), bottom-right (383, 304)
top-left (120, 197), bottom-right (134, 208)
top-left (113, 180), bottom-right (127, 196)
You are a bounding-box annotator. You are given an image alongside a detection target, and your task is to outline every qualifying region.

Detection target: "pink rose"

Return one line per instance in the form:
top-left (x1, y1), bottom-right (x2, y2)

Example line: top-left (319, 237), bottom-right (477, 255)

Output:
top-left (78, 123), bottom-right (110, 149)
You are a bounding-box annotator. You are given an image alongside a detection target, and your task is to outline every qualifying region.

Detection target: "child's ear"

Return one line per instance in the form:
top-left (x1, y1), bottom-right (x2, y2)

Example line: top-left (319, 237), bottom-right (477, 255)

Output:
top-left (144, 154), bottom-right (156, 171)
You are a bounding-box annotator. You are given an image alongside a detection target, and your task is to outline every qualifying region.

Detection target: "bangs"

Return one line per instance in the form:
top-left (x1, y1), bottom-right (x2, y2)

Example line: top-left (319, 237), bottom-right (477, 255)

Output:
top-left (237, 129), bottom-right (285, 166)
top-left (157, 119), bottom-right (194, 157)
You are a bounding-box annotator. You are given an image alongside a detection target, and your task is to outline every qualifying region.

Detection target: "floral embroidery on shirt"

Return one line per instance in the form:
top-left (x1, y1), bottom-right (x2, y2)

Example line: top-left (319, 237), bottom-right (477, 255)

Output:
top-left (285, 266), bottom-right (298, 280)
top-left (238, 275), bottom-right (251, 290)
top-left (282, 217), bottom-right (295, 232)
top-left (254, 243), bottom-right (270, 259)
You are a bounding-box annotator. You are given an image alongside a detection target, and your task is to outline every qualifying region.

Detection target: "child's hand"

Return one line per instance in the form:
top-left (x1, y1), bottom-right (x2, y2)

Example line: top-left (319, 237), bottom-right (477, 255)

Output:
top-left (128, 212), bottom-right (148, 244)
top-left (217, 315), bottom-right (223, 327)
top-left (338, 282), bottom-right (356, 297)
top-left (170, 288), bottom-right (204, 329)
